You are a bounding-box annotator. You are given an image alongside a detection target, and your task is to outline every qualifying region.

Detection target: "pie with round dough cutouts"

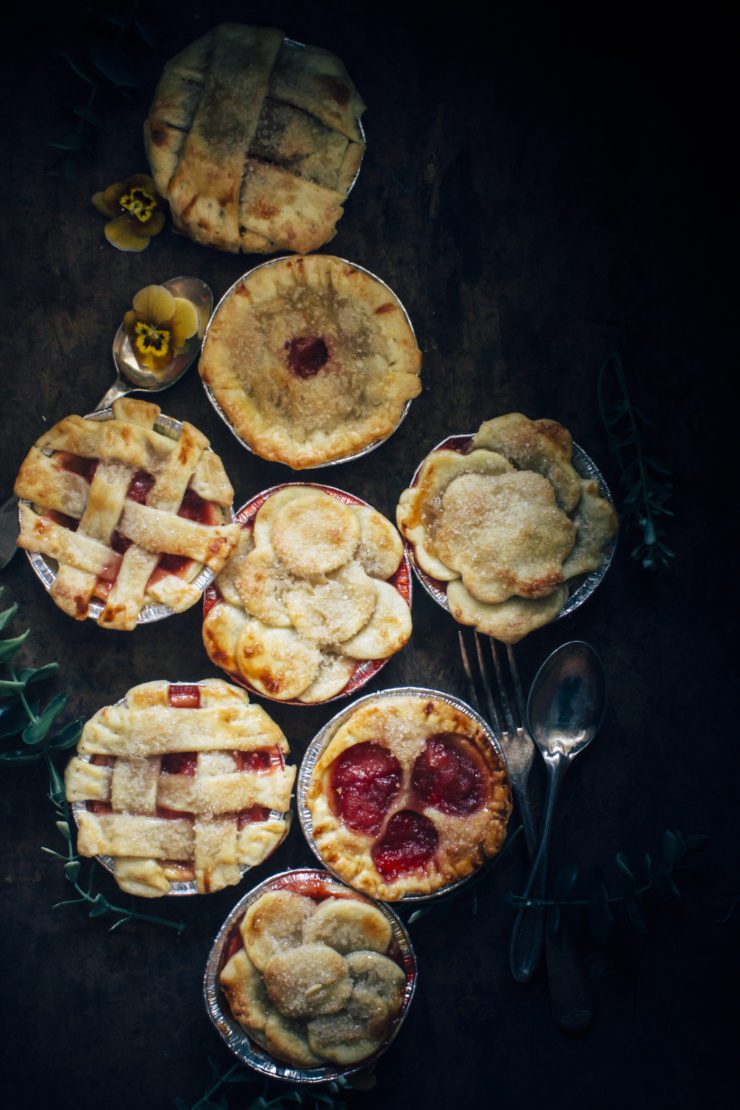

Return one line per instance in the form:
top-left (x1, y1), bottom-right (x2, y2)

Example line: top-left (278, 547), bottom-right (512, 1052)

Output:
top-left (64, 679), bottom-right (295, 897)
top-left (203, 485), bottom-right (412, 703)
top-left (144, 23), bottom-right (366, 254)
top-left (397, 413), bottom-right (618, 644)
top-left (305, 693), bottom-right (512, 901)
top-left (198, 254), bottom-right (422, 468)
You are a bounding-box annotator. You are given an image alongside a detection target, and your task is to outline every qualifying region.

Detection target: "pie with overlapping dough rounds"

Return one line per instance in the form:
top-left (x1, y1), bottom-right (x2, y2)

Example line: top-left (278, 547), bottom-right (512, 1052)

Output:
top-left (397, 413), bottom-right (618, 643)
top-left (198, 254), bottom-right (422, 468)
top-left (305, 693), bottom-right (512, 901)
top-left (144, 24), bottom-right (366, 254)
top-left (64, 679), bottom-right (295, 897)
top-left (203, 485), bottom-right (412, 703)
top-left (219, 881), bottom-right (407, 1068)
top-left (13, 397), bottom-right (241, 630)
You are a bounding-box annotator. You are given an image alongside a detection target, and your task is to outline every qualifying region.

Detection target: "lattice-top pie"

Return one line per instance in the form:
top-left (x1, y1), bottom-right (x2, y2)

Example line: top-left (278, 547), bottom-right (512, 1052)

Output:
top-left (203, 485), bottom-right (412, 703)
top-left (219, 874), bottom-right (409, 1067)
top-left (14, 397), bottom-right (241, 630)
top-left (397, 414), bottom-right (618, 643)
top-left (199, 254), bottom-right (422, 468)
top-left (305, 693), bottom-right (512, 900)
top-left (64, 679), bottom-right (295, 897)
top-left (144, 24), bottom-right (365, 254)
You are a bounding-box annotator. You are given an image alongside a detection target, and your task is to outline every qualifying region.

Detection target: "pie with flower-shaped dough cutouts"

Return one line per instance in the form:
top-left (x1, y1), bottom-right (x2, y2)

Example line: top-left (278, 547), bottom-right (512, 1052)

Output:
top-left (203, 485), bottom-right (412, 703)
top-left (13, 397), bottom-right (241, 630)
top-left (396, 413), bottom-right (618, 644)
top-left (305, 694), bottom-right (512, 900)
top-left (199, 254), bottom-right (422, 468)
top-left (64, 679), bottom-right (295, 897)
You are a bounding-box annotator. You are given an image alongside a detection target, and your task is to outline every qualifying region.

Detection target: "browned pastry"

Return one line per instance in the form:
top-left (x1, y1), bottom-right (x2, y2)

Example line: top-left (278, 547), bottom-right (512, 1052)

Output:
top-left (144, 24), bottom-right (365, 254)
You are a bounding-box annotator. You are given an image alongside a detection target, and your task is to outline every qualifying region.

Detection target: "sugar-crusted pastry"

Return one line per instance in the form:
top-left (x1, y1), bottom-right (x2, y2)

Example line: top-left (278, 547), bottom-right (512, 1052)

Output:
top-left (14, 398), bottom-right (240, 630)
top-left (305, 693), bottom-right (512, 900)
top-left (64, 680), bottom-right (294, 896)
top-left (397, 414), bottom-right (618, 643)
top-left (145, 24), bottom-right (365, 254)
top-left (199, 254), bottom-right (422, 468)
top-left (203, 486), bottom-right (411, 703)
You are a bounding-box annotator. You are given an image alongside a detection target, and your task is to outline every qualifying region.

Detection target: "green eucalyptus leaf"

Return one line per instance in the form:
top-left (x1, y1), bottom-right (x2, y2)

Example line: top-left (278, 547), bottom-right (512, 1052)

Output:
top-left (0, 602), bottom-right (18, 630)
top-left (662, 830), bottom-right (683, 867)
top-left (48, 132), bottom-right (86, 151)
top-left (22, 692), bottom-right (67, 745)
top-left (56, 821), bottom-right (70, 837)
top-left (0, 749), bottom-right (43, 763)
top-left (0, 678), bottom-right (27, 694)
top-left (49, 718), bottom-right (83, 751)
top-left (47, 760), bottom-right (65, 798)
top-left (615, 852), bottom-right (636, 892)
top-left (59, 51), bottom-right (96, 84)
top-left (553, 862), bottom-right (579, 900)
top-left (88, 893), bottom-right (110, 918)
top-left (0, 703), bottom-right (26, 738)
top-left (654, 864), bottom-right (681, 904)
top-left (247, 1097), bottom-right (267, 1110)
top-left (88, 41), bottom-right (146, 87)
top-left (588, 882), bottom-right (613, 943)
top-left (15, 662), bottom-right (60, 686)
top-left (625, 896), bottom-right (647, 933)
top-left (0, 629), bottom-right (30, 663)
top-left (135, 19), bottom-right (156, 47)
top-left (64, 860), bottom-right (81, 883)
top-left (73, 105), bottom-right (106, 129)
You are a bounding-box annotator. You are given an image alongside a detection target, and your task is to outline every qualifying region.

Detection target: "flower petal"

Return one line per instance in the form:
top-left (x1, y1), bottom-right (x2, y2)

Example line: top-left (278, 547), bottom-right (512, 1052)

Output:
top-left (92, 183), bottom-right (124, 217)
top-left (140, 209), bottom-right (166, 237)
top-left (133, 285), bottom-right (176, 323)
top-left (104, 216), bottom-right (150, 253)
top-left (170, 298), bottom-right (199, 347)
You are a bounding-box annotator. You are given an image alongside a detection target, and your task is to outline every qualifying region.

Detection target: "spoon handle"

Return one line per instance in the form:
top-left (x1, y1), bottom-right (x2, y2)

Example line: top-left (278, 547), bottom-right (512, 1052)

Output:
top-left (95, 379), bottom-right (131, 412)
top-left (509, 754), bottom-right (568, 981)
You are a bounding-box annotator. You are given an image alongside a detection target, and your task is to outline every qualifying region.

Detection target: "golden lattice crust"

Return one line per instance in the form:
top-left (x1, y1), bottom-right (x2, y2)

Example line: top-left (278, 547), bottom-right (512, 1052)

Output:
top-left (14, 398), bottom-right (241, 630)
top-left (306, 695), bottom-right (512, 901)
top-left (203, 486), bottom-right (411, 703)
top-left (144, 24), bottom-right (366, 254)
top-left (64, 679), bottom-right (295, 897)
top-left (199, 254), bottom-right (422, 468)
top-left (397, 414), bottom-right (618, 644)
top-left (220, 886), bottom-right (406, 1068)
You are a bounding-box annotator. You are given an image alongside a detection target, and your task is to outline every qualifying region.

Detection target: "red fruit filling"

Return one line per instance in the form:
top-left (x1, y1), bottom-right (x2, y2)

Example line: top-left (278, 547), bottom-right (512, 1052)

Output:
top-left (161, 752), bottom-right (198, 776)
top-left (237, 805), bottom-right (271, 827)
top-left (168, 684), bottom-right (201, 709)
top-left (411, 732), bottom-right (487, 816)
top-left (126, 470), bottom-right (155, 504)
top-left (372, 810), bottom-right (439, 880)
top-left (58, 453), bottom-right (98, 483)
top-left (235, 747), bottom-right (284, 773)
top-left (330, 741), bottom-right (402, 836)
top-left (285, 335), bottom-right (329, 378)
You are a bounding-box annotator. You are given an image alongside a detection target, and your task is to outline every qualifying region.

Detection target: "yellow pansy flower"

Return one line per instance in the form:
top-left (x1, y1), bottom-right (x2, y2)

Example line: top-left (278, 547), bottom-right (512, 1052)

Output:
top-left (92, 174), bottom-right (165, 252)
top-left (123, 285), bottom-right (199, 372)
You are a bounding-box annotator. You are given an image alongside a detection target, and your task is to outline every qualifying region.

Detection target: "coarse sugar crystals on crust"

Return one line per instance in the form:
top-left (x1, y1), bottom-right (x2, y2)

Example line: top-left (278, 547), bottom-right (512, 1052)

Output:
top-left (199, 255), bottom-right (422, 468)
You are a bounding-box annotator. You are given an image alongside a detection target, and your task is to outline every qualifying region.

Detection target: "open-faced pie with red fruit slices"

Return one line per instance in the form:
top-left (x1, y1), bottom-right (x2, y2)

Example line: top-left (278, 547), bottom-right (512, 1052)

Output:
top-left (198, 254), bottom-right (422, 468)
top-left (13, 398), bottom-right (241, 630)
top-left (303, 691), bottom-right (512, 900)
top-left (64, 679), bottom-right (295, 897)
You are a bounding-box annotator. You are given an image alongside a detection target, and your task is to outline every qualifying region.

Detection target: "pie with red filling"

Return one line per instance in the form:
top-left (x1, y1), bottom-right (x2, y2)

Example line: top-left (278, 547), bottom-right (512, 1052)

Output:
top-left (305, 694), bottom-right (512, 900)
top-left (14, 397), bottom-right (241, 630)
top-left (199, 254), bottom-right (422, 468)
top-left (64, 679), bottom-right (295, 897)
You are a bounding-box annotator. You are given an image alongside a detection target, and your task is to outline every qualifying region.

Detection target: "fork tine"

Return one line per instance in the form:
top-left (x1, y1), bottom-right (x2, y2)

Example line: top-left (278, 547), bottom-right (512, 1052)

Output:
top-left (505, 643), bottom-right (527, 728)
top-left (488, 637), bottom-right (518, 735)
top-left (474, 632), bottom-right (505, 735)
top-left (457, 629), bottom-right (482, 714)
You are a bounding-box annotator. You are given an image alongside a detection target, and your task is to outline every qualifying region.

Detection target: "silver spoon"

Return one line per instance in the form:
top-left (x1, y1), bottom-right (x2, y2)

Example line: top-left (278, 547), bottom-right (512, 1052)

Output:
top-left (0, 276), bottom-right (213, 568)
top-left (509, 640), bottom-right (606, 982)
top-left (96, 275), bottom-right (213, 410)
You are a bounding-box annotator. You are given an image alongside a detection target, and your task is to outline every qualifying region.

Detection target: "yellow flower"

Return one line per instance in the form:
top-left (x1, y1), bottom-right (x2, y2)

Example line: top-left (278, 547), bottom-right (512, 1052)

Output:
top-left (123, 285), bottom-right (199, 371)
top-left (92, 174), bottom-right (166, 252)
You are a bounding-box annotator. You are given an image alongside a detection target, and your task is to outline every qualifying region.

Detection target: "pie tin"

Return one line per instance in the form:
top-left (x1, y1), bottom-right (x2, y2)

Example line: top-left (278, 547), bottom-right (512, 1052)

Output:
top-left (203, 482), bottom-right (413, 706)
top-left (297, 685), bottom-right (511, 904)
top-left (20, 409), bottom-right (233, 627)
top-left (199, 255), bottom-right (417, 469)
top-left (69, 679), bottom-right (293, 897)
top-left (403, 433), bottom-right (617, 623)
top-left (203, 867), bottom-right (417, 1083)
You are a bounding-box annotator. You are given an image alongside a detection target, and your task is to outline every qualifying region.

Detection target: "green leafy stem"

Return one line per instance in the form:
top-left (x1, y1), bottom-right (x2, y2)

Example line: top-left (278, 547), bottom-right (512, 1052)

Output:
top-left (0, 588), bottom-right (185, 934)
top-left (597, 352), bottom-right (675, 570)
top-left (175, 1057), bottom-right (351, 1110)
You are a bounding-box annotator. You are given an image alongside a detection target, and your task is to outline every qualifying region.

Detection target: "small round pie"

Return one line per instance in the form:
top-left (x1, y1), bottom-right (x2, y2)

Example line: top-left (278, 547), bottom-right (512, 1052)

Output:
top-left (203, 484), bottom-right (412, 704)
top-left (397, 414), bottom-right (618, 644)
top-left (145, 24), bottom-right (366, 255)
top-left (300, 689), bottom-right (512, 901)
top-left (199, 254), bottom-right (422, 468)
top-left (13, 398), bottom-right (241, 630)
top-left (64, 679), bottom-right (295, 897)
top-left (211, 869), bottom-right (414, 1077)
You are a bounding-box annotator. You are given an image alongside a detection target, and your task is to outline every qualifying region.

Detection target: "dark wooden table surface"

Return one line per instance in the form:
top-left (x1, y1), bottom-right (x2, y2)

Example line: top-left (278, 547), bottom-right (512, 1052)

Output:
top-left (1, 3), bottom-right (735, 1108)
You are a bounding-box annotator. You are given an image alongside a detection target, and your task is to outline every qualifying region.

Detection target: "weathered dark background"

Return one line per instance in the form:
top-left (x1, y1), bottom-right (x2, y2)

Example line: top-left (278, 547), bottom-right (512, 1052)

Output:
top-left (1, 2), bottom-right (735, 1108)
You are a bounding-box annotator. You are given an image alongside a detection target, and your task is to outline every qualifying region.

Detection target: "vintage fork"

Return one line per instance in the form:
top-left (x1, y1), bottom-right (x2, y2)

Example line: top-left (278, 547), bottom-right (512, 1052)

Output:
top-left (458, 630), bottom-right (592, 1029)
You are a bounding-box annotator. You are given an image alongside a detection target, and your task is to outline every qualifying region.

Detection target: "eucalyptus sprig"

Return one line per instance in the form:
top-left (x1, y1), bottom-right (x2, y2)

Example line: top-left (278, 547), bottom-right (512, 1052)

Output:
top-left (506, 828), bottom-right (708, 942)
top-left (597, 352), bottom-right (675, 570)
top-left (176, 1057), bottom-right (351, 1110)
top-left (47, 2), bottom-right (156, 183)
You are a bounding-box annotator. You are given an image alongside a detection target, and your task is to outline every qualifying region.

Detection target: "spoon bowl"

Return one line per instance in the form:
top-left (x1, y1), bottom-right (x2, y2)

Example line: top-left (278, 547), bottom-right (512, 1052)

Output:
top-left (528, 641), bottom-right (606, 759)
top-left (97, 275), bottom-right (213, 410)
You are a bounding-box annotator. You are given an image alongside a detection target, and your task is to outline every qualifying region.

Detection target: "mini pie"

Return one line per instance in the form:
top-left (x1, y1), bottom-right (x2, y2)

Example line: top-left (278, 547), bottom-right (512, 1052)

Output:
top-left (64, 679), bottom-right (295, 897)
top-left (14, 397), bottom-right (241, 630)
top-left (203, 486), bottom-right (412, 703)
top-left (198, 254), bottom-right (422, 468)
top-left (305, 694), bottom-right (512, 900)
top-left (144, 23), bottom-right (366, 254)
top-left (220, 883), bottom-right (407, 1067)
top-left (397, 413), bottom-right (618, 644)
